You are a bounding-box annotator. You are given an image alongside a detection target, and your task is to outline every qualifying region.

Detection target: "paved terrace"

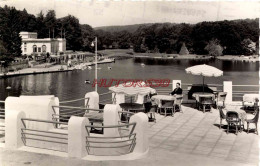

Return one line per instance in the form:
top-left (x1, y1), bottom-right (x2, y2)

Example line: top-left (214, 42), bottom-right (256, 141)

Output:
top-left (0, 105), bottom-right (259, 166)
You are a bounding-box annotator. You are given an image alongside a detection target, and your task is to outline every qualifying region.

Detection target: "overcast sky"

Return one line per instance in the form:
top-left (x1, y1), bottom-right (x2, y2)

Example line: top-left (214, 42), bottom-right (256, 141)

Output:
top-left (0, 0), bottom-right (259, 27)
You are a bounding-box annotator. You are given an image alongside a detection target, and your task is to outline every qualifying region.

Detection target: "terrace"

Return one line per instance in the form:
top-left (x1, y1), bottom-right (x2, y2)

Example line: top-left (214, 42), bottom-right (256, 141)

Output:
top-left (0, 80), bottom-right (259, 165)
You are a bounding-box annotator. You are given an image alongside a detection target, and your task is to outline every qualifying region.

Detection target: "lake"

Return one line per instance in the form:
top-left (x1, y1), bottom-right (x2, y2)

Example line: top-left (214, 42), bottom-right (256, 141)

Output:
top-left (0, 58), bottom-right (258, 102)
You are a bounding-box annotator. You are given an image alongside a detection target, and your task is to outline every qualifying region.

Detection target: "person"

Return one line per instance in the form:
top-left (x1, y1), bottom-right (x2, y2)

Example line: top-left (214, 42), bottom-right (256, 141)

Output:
top-left (170, 82), bottom-right (182, 96)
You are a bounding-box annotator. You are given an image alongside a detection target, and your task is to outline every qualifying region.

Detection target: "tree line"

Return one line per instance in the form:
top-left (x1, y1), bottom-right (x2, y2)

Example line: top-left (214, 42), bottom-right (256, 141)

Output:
top-left (0, 5), bottom-right (258, 64)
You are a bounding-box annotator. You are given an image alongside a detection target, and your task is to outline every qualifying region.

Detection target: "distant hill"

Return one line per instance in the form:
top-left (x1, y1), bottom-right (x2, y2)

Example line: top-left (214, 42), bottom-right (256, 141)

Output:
top-left (94, 23), bottom-right (153, 33)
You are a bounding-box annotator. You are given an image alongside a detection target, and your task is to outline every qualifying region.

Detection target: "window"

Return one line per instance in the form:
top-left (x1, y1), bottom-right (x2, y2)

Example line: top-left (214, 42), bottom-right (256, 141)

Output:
top-left (24, 47), bottom-right (27, 52)
top-left (38, 47), bottom-right (41, 52)
top-left (24, 42), bottom-right (27, 47)
top-left (33, 45), bottom-right (37, 52)
top-left (42, 45), bottom-right (46, 52)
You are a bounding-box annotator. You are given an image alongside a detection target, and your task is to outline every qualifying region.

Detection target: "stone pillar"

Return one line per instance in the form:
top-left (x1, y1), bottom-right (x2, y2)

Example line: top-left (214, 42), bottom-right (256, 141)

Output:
top-left (5, 96), bottom-right (55, 131)
top-left (129, 112), bottom-right (149, 154)
top-left (113, 93), bottom-right (125, 104)
top-left (172, 80), bottom-right (182, 90)
top-left (85, 91), bottom-right (99, 109)
top-left (5, 110), bottom-right (25, 149)
top-left (103, 104), bottom-right (120, 137)
top-left (223, 81), bottom-right (232, 103)
top-left (68, 116), bottom-right (89, 158)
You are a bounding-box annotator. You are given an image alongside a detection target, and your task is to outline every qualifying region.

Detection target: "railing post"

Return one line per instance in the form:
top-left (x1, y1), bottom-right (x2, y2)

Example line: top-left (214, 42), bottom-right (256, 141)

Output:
top-left (224, 81), bottom-right (232, 103)
top-left (172, 80), bottom-right (181, 91)
top-left (113, 93), bottom-right (125, 104)
top-left (5, 96), bottom-right (55, 131)
top-left (68, 116), bottom-right (89, 158)
top-left (85, 91), bottom-right (99, 109)
top-left (129, 112), bottom-right (149, 154)
top-left (5, 110), bottom-right (25, 149)
top-left (103, 104), bottom-right (121, 137)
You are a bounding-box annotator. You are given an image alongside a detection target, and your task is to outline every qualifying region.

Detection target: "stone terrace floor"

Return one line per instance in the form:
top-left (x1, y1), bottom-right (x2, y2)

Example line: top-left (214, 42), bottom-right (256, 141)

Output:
top-left (0, 104), bottom-right (259, 166)
top-left (148, 105), bottom-right (259, 166)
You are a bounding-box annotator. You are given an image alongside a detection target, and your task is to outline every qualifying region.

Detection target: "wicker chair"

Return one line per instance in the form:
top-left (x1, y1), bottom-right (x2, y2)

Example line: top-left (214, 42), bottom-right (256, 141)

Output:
top-left (173, 95), bottom-right (183, 114)
top-left (218, 107), bottom-right (226, 129)
top-left (226, 111), bottom-right (242, 135)
top-left (246, 107), bottom-right (259, 135)
top-left (199, 96), bottom-right (215, 113)
top-left (216, 92), bottom-right (227, 108)
top-left (160, 100), bottom-right (174, 116)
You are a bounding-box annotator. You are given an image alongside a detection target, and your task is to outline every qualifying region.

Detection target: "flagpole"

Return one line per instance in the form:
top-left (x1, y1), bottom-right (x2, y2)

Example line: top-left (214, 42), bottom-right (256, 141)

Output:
top-left (95, 37), bottom-right (97, 92)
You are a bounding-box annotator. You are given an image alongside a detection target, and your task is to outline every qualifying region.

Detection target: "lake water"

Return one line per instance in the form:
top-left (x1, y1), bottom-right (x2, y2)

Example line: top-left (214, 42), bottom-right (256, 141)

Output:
top-left (0, 58), bottom-right (258, 102)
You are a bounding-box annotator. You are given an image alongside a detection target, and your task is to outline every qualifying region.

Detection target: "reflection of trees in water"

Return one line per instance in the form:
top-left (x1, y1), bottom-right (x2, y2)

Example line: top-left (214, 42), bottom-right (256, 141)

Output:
top-left (134, 58), bottom-right (259, 72)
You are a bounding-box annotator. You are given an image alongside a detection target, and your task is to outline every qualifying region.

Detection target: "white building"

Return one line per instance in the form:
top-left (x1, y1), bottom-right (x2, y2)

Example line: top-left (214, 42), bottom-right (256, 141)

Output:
top-left (20, 32), bottom-right (66, 56)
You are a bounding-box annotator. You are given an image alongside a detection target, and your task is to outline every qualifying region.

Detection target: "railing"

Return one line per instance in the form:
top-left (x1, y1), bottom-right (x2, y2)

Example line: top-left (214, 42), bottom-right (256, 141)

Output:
top-left (85, 122), bottom-right (136, 156)
top-left (60, 97), bottom-right (90, 105)
top-left (99, 92), bottom-right (113, 105)
top-left (232, 84), bottom-right (259, 100)
top-left (52, 106), bottom-right (104, 128)
top-left (21, 118), bottom-right (68, 152)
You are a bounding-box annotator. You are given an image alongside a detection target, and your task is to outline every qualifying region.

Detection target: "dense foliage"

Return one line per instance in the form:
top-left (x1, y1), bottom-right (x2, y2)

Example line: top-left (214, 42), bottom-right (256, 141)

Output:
top-left (0, 5), bottom-right (258, 64)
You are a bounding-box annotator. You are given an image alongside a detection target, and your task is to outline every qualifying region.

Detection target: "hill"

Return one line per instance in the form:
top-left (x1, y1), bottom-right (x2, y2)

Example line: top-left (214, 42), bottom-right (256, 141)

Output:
top-left (94, 23), bottom-right (153, 33)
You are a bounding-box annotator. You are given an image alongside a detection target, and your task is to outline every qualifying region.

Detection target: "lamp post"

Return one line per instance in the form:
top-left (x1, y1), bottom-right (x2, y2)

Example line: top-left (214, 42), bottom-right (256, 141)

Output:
top-left (91, 37), bottom-right (98, 92)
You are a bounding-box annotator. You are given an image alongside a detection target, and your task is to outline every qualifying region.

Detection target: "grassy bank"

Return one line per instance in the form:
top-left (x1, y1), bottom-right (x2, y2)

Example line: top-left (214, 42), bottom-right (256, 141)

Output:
top-left (98, 49), bottom-right (259, 62)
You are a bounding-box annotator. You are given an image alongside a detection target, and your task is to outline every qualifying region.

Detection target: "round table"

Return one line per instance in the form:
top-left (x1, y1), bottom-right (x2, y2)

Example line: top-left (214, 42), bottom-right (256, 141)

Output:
top-left (192, 92), bottom-right (215, 102)
top-left (223, 106), bottom-right (247, 124)
top-left (151, 95), bottom-right (176, 108)
top-left (119, 103), bottom-right (144, 112)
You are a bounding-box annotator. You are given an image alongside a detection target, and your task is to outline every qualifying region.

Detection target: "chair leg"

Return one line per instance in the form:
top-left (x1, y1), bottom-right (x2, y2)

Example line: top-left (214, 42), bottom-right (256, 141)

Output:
top-left (203, 105), bottom-right (205, 113)
top-left (171, 108), bottom-right (174, 117)
top-left (235, 125), bottom-right (238, 135)
top-left (220, 119), bottom-right (222, 129)
top-left (179, 104), bottom-right (183, 113)
top-left (247, 122), bottom-right (249, 134)
top-left (227, 124), bottom-right (229, 134)
top-left (255, 123), bottom-right (258, 135)
top-left (239, 121), bottom-right (242, 132)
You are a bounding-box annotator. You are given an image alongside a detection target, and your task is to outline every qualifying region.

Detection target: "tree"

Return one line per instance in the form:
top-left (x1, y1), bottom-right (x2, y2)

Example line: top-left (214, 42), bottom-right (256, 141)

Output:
top-left (44, 10), bottom-right (57, 38)
top-left (205, 39), bottom-right (223, 57)
top-left (179, 43), bottom-right (189, 55)
top-left (59, 15), bottom-right (82, 51)
top-left (241, 38), bottom-right (256, 55)
top-left (81, 24), bottom-right (94, 51)
top-left (0, 6), bottom-right (22, 59)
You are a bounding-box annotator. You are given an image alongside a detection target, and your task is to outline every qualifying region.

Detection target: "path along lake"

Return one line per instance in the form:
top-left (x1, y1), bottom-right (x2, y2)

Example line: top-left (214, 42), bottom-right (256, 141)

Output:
top-left (0, 58), bottom-right (258, 102)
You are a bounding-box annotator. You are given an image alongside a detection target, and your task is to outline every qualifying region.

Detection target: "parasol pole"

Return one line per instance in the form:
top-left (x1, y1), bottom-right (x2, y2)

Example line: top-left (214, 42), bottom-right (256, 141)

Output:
top-left (203, 76), bottom-right (205, 93)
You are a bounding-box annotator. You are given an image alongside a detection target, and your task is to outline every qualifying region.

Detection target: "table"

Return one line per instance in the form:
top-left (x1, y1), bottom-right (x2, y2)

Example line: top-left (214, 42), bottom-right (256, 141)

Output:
top-left (192, 92), bottom-right (215, 102)
top-left (84, 112), bottom-right (103, 123)
top-left (243, 94), bottom-right (259, 108)
top-left (192, 92), bottom-right (215, 109)
top-left (151, 95), bottom-right (176, 108)
top-left (223, 106), bottom-right (247, 124)
top-left (84, 112), bottom-right (104, 133)
top-left (119, 103), bottom-right (144, 113)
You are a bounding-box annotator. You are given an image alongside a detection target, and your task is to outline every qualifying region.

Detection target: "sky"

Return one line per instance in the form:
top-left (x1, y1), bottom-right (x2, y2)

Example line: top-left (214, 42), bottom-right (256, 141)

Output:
top-left (0, 0), bottom-right (259, 27)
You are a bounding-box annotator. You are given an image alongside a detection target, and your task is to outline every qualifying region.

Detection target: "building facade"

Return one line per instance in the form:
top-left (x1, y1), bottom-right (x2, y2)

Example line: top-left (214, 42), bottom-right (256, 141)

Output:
top-left (20, 32), bottom-right (66, 56)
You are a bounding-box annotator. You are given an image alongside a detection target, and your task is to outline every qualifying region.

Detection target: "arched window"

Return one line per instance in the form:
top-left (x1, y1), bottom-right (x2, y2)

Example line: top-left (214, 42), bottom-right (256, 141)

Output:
top-left (33, 45), bottom-right (37, 52)
top-left (42, 45), bottom-right (46, 52)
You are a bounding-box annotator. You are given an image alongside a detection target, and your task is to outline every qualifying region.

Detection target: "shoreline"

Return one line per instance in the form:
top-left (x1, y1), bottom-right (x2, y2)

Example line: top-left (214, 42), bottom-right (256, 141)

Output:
top-left (99, 49), bottom-right (259, 62)
top-left (0, 58), bottom-right (115, 79)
